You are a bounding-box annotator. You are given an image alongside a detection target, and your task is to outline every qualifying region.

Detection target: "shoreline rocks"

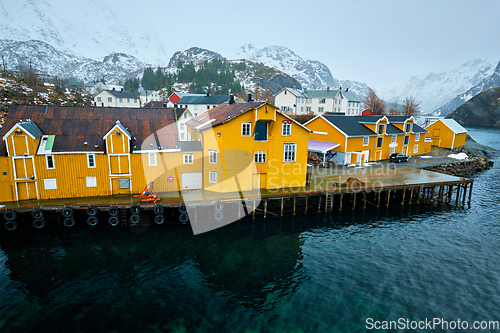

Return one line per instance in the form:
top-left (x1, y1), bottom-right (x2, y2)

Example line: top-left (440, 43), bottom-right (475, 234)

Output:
top-left (422, 155), bottom-right (494, 177)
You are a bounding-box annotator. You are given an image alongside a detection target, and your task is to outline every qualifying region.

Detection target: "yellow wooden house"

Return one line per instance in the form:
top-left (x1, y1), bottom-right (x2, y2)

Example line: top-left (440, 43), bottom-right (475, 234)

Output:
top-left (305, 115), bottom-right (428, 165)
top-left (0, 105), bottom-right (202, 203)
top-left (186, 100), bottom-right (311, 192)
top-left (424, 119), bottom-right (467, 150)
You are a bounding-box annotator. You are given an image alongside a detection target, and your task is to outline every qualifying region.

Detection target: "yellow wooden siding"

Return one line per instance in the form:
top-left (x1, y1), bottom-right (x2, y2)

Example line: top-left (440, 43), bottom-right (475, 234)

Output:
top-left (454, 133), bottom-right (466, 148)
top-left (0, 157), bottom-right (15, 202)
top-left (255, 104), bottom-right (276, 121)
top-left (6, 131), bottom-right (40, 157)
top-left (306, 117), bottom-right (346, 152)
top-left (424, 120), bottom-right (462, 149)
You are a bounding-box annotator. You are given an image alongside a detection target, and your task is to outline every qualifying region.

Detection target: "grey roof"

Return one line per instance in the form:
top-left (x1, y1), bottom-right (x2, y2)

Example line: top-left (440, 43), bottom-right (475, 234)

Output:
top-left (342, 90), bottom-right (361, 102)
top-left (322, 115), bottom-right (378, 137)
top-left (439, 119), bottom-right (467, 133)
top-left (385, 116), bottom-right (411, 123)
top-left (105, 89), bottom-right (139, 99)
top-left (412, 123), bottom-right (428, 133)
top-left (285, 88), bottom-right (307, 98)
top-left (355, 115), bottom-right (384, 123)
top-left (18, 121), bottom-right (43, 138)
top-left (177, 95), bottom-right (230, 105)
top-left (180, 141), bottom-right (203, 151)
top-left (113, 121), bottom-right (131, 138)
top-left (385, 124), bottom-right (405, 135)
top-left (303, 89), bottom-right (341, 99)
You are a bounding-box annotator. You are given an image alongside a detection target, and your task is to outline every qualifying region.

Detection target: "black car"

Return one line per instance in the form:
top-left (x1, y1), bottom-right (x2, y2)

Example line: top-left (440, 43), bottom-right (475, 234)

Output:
top-left (390, 153), bottom-right (409, 163)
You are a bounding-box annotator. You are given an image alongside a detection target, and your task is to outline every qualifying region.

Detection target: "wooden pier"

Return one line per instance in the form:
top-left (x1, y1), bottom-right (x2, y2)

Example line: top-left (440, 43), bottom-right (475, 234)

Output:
top-left (0, 165), bottom-right (474, 233)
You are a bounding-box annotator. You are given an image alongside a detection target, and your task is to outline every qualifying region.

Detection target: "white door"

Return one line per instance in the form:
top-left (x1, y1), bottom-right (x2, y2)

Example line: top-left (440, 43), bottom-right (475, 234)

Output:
top-left (182, 172), bottom-right (202, 190)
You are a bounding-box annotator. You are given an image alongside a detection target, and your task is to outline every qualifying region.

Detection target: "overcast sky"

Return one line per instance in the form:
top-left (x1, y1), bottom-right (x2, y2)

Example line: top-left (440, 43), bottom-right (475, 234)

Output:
top-left (133, 0), bottom-right (499, 88)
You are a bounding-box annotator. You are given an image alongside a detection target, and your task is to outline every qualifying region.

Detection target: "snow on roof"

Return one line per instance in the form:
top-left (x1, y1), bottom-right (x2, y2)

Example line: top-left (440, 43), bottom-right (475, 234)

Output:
top-left (440, 119), bottom-right (467, 134)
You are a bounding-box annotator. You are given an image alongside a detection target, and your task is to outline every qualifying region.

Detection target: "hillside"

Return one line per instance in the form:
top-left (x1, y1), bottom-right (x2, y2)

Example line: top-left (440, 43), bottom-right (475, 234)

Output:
top-left (446, 87), bottom-right (500, 128)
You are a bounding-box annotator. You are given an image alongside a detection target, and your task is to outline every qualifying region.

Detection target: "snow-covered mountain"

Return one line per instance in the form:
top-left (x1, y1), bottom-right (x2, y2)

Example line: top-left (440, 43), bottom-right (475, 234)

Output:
top-left (434, 60), bottom-right (500, 117)
top-left (378, 59), bottom-right (496, 114)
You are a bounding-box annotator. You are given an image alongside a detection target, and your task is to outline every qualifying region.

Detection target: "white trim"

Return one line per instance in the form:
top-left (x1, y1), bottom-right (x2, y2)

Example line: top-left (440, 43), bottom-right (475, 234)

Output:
top-left (134, 149), bottom-right (181, 153)
top-left (209, 171), bottom-right (217, 183)
top-left (312, 131), bottom-right (328, 135)
top-left (241, 122), bottom-right (251, 137)
top-left (149, 153), bottom-right (157, 166)
top-left (86, 176), bottom-right (97, 187)
top-left (44, 178), bottom-right (57, 190)
top-left (47, 151), bottom-right (105, 154)
top-left (87, 153), bottom-right (96, 168)
top-left (363, 136), bottom-right (369, 146)
top-left (103, 123), bottom-right (132, 140)
top-left (2, 123), bottom-right (37, 141)
top-left (45, 155), bottom-right (55, 169)
top-left (195, 118), bottom-right (216, 129)
top-left (282, 122), bottom-right (292, 136)
top-left (25, 135), bottom-right (29, 155)
top-left (183, 153), bottom-right (194, 164)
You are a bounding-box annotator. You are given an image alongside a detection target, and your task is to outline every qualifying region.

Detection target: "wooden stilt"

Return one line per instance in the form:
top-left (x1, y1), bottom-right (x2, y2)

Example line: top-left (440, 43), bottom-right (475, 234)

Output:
top-left (456, 184), bottom-right (461, 204)
top-left (468, 182), bottom-right (473, 205)
top-left (264, 200), bottom-right (268, 218)
top-left (339, 193), bottom-right (343, 211)
top-left (462, 183), bottom-right (467, 205)
top-left (317, 195), bottom-right (322, 213)
top-left (386, 190), bottom-right (391, 206)
top-left (410, 187), bottom-right (414, 204)
top-left (352, 193), bottom-right (356, 210)
top-left (448, 185), bottom-right (453, 203)
top-left (377, 191), bottom-right (381, 208)
top-left (253, 199), bottom-right (256, 219)
top-left (293, 197), bottom-right (296, 215)
top-left (281, 197), bottom-right (284, 216)
top-left (305, 196), bottom-right (308, 214)
top-left (363, 192), bottom-right (367, 209)
top-left (430, 186), bottom-right (435, 202)
top-left (402, 189), bottom-right (406, 205)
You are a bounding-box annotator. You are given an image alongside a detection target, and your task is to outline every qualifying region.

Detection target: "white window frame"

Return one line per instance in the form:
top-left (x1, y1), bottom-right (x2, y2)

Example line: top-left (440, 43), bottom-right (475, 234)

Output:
top-left (180, 133), bottom-right (185, 141)
top-left (405, 123), bottom-right (412, 133)
top-left (376, 137), bottom-right (383, 148)
top-left (254, 151), bottom-right (267, 163)
top-left (391, 135), bottom-right (397, 143)
top-left (149, 153), bottom-right (157, 166)
top-left (209, 149), bottom-right (217, 164)
top-left (87, 153), bottom-right (96, 168)
top-left (183, 153), bottom-right (194, 164)
top-left (363, 136), bottom-right (369, 146)
top-left (86, 176), bottom-right (97, 188)
top-left (46, 155), bottom-right (55, 169)
top-left (390, 147), bottom-right (395, 154)
top-left (415, 133), bottom-right (420, 141)
top-left (284, 143), bottom-right (297, 163)
top-left (209, 171), bottom-right (217, 183)
top-left (282, 122), bottom-right (291, 136)
top-left (413, 145), bottom-right (419, 153)
top-left (378, 124), bottom-right (385, 135)
top-left (241, 123), bottom-right (251, 137)
top-left (318, 107), bottom-right (324, 113)
top-left (118, 178), bottom-right (130, 189)
top-left (108, 97), bottom-right (112, 102)
top-left (404, 135), bottom-right (410, 145)
top-left (44, 178), bottom-right (57, 190)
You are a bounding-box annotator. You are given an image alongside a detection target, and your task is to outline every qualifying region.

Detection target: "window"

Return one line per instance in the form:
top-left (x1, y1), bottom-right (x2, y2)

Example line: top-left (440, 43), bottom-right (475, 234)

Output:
top-left (254, 151), bottom-right (267, 163)
top-left (415, 133), bottom-right (420, 141)
top-left (318, 107), bottom-right (324, 113)
top-left (44, 178), bottom-right (57, 190)
top-left (118, 178), bottom-right (130, 189)
top-left (87, 153), bottom-right (96, 168)
top-left (149, 153), bottom-right (157, 166)
top-left (207, 105), bottom-right (210, 110)
top-left (376, 137), bottom-right (383, 148)
top-left (306, 107), bottom-right (311, 112)
top-left (392, 135), bottom-right (397, 143)
top-left (413, 145), bottom-right (419, 153)
top-left (108, 97), bottom-right (112, 102)
top-left (184, 113), bottom-right (188, 118)
top-left (46, 155), bottom-right (55, 169)
top-left (282, 122), bottom-right (291, 136)
top-left (180, 123), bottom-right (185, 130)
top-left (209, 171), bottom-right (217, 183)
top-left (300, 107), bottom-right (304, 112)
top-left (97, 97), bottom-right (102, 102)
top-left (281, 106), bottom-right (290, 111)
top-left (134, 99), bottom-right (137, 103)
top-left (319, 98), bottom-right (326, 104)
top-left (194, 105), bottom-right (198, 110)
top-left (180, 133), bottom-right (185, 140)
top-left (378, 124), bottom-right (385, 135)
top-left (390, 147), bottom-right (395, 154)
top-left (209, 149), bottom-right (217, 164)
top-left (127, 98), bottom-right (130, 103)
top-left (363, 136), bottom-right (369, 146)
top-left (306, 98), bottom-right (312, 104)
top-left (119, 98), bottom-right (123, 103)
top-left (86, 176), bottom-right (97, 188)
top-left (241, 123), bottom-right (251, 136)
top-left (404, 135), bottom-right (410, 145)
top-left (284, 143), bottom-right (297, 162)
top-left (254, 122), bottom-right (267, 141)
top-left (405, 123), bottom-right (412, 132)
top-left (183, 153), bottom-right (193, 164)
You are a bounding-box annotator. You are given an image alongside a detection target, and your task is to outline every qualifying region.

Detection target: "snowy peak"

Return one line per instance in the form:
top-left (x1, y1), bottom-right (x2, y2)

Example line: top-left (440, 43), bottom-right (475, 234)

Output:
top-left (167, 47), bottom-right (225, 67)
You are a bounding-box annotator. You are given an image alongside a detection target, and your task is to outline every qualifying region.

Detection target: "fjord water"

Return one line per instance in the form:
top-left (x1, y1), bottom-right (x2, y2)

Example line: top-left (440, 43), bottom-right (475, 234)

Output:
top-left (0, 127), bottom-right (499, 332)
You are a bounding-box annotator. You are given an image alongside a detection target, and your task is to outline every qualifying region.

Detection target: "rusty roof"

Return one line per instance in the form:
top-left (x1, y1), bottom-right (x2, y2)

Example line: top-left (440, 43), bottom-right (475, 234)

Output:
top-left (0, 105), bottom-right (180, 155)
top-left (186, 101), bottom-right (268, 131)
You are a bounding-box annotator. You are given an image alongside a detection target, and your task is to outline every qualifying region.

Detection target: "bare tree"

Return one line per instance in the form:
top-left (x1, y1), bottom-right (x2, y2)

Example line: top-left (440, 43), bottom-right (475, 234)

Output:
top-left (401, 97), bottom-right (420, 117)
top-left (387, 101), bottom-right (400, 115)
top-left (362, 88), bottom-right (386, 115)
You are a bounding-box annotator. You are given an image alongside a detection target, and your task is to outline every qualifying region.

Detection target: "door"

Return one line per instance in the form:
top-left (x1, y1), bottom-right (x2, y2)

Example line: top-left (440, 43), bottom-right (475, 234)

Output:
top-left (182, 172), bottom-right (202, 190)
top-left (109, 155), bottom-right (130, 174)
top-left (111, 177), bottom-right (131, 195)
top-left (16, 181), bottom-right (37, 201)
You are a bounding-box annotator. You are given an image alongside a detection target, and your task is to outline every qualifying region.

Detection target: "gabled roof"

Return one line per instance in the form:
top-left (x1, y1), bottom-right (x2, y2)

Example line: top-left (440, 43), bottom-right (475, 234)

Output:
top-left (276, 87), bottom-right (307, 98)
top-left (101, 89), bottom-right (139, 99)
top-left (3, 120), bottom-right (44, 141)
top-left (0, 105), bottom-right (180, 155)
top-left (341, 90), bottom-right (361, 102)
top-left (103, 120), bottom-right (132, 140)
top-left (411, 123), bottom-right (428, 134)
top-left (177, 95), bottom-right (230, 105)
top-left (439, 119), bottom-right (467, 134)
top-left (385, 116), bottom-right (413, 123)
top-left (385, 124), bottom-right (405, 135)
top-left (321, 115), bottom-right (378, 137)
top-left (303, 89), bottom-right (341, 99)
top-left (180, 141), bottom-right (202, 151)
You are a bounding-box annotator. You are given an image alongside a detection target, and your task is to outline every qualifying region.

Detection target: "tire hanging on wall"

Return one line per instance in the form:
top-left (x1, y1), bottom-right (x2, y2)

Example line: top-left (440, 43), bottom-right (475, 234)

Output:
top-left (63, 218), bottom-right (76, 228)
top-left (178, 204), bottom-right (187, 214)
top-left (214, 201), bottom-right (224, 211)
top-left (179, 213), bottom-right (189, 223)
top-left (86, 206), bottom-right (98, 217)
top-left (62, 207), bottom-right (74, 218)
top-left (214, 211), bottom-right (224, 222)
top-left (108, 216), bottom-right (119, 227)
top-left (4, 221), bottom-right (17, 231)
top-left (108, 207), bottom-right (119, 217)
top-left (153, 205), bottom-right (164, 215)
top-left (130, 205), bottom-right (141, 215)
top-left (87, 216), bottom-right (98, 226)
top-left (33, 219), bottom-right (46, 229)
top-left (129, 214), bottom-right (140, 224)
top-left (31, 209), bottom-right (44, 219)
top-left (154, 215), bottom-right (165, 225)
top-left (3, 210), bottom-right (17, 221)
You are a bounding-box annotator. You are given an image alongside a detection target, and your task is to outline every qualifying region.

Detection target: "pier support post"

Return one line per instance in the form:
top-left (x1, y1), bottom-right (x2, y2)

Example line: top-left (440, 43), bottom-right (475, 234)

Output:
top-left (317, 195), bottom-right (322, 213)
top-left (363, 192), bottom-right (367, 209)
top-left (281, 197), bottom-right (284, 216)
top-left (410, 187), bottom-right (414, 204)
top-left (293, 197), bottom-right (296, 215)
top-left (264, 200), bottom-right (268, 219)
top-left (430, 186), bottom-right (435, 202)
top-left (377, 191), bottom-right (381, 208)
top-left (402, 189), bottom-right (406, 205)
top-left (339, 193), bottom-right (343, 211)
top-left (417, 186), bottom-right (422, 203)
top-left (305, 196), bottom-right (308, 214)
top-left (462, 183), bottom-right (467, 205)
top-left (456, 185), bottom-right (461, 204)
top-left (468, 182), bottom-right (473, 205)
top-left (352, 193), bottom-right (356, 210)
top-left (253, 199), bottom-right (256, 219)
top-left (386, 190), bottom-right (391, 207)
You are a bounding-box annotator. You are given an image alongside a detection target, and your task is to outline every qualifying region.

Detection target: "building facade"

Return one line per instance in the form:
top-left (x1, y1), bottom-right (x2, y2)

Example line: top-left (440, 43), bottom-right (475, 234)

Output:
top-left (94, 89), bottom-right (140, 108)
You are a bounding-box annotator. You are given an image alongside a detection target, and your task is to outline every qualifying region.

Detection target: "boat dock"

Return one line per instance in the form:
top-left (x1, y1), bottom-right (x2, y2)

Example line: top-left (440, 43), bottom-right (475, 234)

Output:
top-left (0, 164), bottom-right (473, 233)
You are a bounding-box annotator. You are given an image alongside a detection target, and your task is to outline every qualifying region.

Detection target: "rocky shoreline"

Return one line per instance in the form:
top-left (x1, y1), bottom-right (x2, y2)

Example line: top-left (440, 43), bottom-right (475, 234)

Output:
top-left (422, 155), bottom-right (494, 177)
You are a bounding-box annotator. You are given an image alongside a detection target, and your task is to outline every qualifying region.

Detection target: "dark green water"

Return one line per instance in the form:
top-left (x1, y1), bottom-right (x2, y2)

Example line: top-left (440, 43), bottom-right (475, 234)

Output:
top-left (0, 127), bottom-right (499, 333)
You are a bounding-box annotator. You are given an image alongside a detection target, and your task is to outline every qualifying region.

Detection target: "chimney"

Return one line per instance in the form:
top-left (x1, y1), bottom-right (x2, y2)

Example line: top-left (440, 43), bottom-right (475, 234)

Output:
top-left (246, 93), bottom-right (253, 102)
top-left (345, 88), bottom-right (349, 92)
top-left (112, 87), bottom-right (115, 91)
top-left (121, 88), bottom-right (123, 92)
top-left (339, 87), bottom-right (342, 90)
top-left (206, 92), bottom-right (210, 97)
top-left (228, 95), bottom-right (235, 104)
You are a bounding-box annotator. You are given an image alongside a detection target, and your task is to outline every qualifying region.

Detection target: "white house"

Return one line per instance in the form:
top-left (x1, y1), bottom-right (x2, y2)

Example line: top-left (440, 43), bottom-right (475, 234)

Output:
top-left (139, 90), bottom-right (161, 106)
top-left (274, 87), bottom-right (361, 116)
top-left (175, 94), bottom-right (230, 117)
top-left (94, 89), bottom-right (140, 108)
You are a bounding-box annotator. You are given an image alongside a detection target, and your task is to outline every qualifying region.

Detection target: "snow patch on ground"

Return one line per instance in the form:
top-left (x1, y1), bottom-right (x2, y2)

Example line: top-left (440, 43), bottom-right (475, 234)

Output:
top-left (448, 153), bottom-right (468, 160)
